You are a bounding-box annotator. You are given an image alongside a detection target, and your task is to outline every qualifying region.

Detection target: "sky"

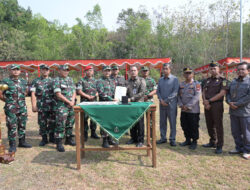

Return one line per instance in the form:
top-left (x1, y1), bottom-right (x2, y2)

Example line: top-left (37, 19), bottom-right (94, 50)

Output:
top-left (18, 0), bottom-right (250, 31)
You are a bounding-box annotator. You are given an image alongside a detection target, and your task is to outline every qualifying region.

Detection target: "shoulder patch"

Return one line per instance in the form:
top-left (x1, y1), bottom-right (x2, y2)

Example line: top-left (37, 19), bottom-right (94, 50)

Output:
top-left (196, 83), bottom-right (201, 91)
top-left (222, 80), bottom-right (227, 87)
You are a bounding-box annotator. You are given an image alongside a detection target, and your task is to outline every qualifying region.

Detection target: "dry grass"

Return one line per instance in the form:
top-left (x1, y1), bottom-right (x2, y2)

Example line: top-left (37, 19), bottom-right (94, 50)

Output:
top-left (0, 96), bottom-right (249, 190)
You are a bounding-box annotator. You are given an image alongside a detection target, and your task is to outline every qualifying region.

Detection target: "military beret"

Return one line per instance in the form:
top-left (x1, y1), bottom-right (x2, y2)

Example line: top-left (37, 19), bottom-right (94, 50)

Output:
top-left (10, 64), bottom-right (20, 70)
top-left (183, 67), bottom-right (193, 73)
top-left (84, 66), bottom-right (93, 71)
top-left (40, 64), bottom-right (49, 69)
top-left (209, 61), bottom-right (219, 67)
top-left (103, 66), bottom-right (111, 71)
top-left (111, 65), bottom-right (118, 70)
top-left (141, 66), bottom-right (149, 71)
top-left (59, 65), bottom-right (69, 70)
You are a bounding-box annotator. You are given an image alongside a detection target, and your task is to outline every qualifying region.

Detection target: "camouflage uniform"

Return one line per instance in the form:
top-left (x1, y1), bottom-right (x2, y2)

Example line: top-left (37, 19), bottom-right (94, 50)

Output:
top-left (53, 76), bottom-right (76, 139)
top-left (76, 76), bottom-right (98, 136)
top-left (30, 76), bottom-right (55, 136)
top-left (1, 76), bottom-right (28, 141)
top-left (144, 77), bottom-right (157, 102)
top-left (96, 75), bottom-right (116, 138)
top-left (110, 75), bottom-right (126, 87)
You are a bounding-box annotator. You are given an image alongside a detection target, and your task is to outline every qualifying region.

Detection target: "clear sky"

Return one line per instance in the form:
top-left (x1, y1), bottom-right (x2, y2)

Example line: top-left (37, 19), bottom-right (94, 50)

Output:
top-left (18, 0), bottom-right (250, 30)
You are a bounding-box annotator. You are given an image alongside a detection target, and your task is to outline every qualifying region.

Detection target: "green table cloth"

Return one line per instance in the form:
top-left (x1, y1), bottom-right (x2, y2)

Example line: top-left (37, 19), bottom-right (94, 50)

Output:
top-left (79, 102), bottom-right (153, 140)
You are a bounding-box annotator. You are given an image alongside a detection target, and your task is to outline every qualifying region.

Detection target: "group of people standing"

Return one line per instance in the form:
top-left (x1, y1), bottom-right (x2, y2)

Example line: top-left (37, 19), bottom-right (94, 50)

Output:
top-left (0, 62), bottom-right (249, 160)
top-left (156, 62), bottom-right (250, 160)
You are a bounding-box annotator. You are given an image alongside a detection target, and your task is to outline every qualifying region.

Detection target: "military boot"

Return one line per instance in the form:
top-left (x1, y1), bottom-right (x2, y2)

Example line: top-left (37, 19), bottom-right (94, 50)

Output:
top-left (189, 140), bottom-right (197, 150)
top-left (39, 134), bottom-right (48, 146)
top-left (9, 140), bottom-right (16, 153)
top-left (65, 135), bottom-right (76, 146)
top-left (108, 136), bottom-right (118, 146)
top-left (56, 138), bottom-right (65, 152)
top-left (18, 135), bottom-right (32, 148)
top-left (49, 133), bottom-right (55, 144)
top-left (91, 130), bottom-right (100, 139)
top-left (102, 137), bottom-right (110, 148)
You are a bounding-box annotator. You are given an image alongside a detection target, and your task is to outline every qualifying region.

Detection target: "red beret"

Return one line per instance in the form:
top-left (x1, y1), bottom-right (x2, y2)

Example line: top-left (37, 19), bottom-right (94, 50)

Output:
top-left (85, 66), bottom-right (93, 71)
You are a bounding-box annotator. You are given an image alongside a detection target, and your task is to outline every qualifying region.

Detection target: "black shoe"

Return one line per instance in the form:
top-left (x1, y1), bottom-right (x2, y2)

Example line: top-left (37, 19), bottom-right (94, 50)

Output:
top-left (189, 141), bottom-right (197, 150)
top-left (102, 137), bottom-right (110, 148)
top-left (202, 142), bottom-right (216, 148)
top-left (215, 146), bottom-right (223, 154)
top-left (65, 136), bottom-right (76, 146)
top-left (136, 142), bottom-right (143, 147)
top-left (108, 137), bottom-right (118, 146)
top-left (156, 139), bottom-right (167, 144)
top-left (56, 138), bottom-right (65, 152)
top-left (49, 133), bottom-right (55, 144)
top-left (18, 136), bottom-right (32, 148)
top-left (126, 139), bottom-right (135, 145)
top-left (91, 131), bottom-right (100, 139)
top-left (179, 139), bottom-right (191, 146)
top-left (39, 135), bottom-right (48, 146)
top-left (9, 141), bottom-right (16, 153)
top-left (170, 141), bottom-right (177, 147)
top-left (125, 132), bottom-right (129, 135)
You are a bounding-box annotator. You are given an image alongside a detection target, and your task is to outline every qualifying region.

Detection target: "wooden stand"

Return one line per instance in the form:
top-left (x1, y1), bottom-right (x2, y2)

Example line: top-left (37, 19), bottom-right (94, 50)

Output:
top-left (74, 105), bottom-right (157, 170)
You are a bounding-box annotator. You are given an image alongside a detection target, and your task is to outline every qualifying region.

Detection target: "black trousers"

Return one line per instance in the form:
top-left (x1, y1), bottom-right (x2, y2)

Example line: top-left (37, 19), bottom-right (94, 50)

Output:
top-left (204, 102), bottom-right (224, 147)
top-left (130, 116), bottom-right (145, 143)
top-left (180, 112), bottom-right (200, 141)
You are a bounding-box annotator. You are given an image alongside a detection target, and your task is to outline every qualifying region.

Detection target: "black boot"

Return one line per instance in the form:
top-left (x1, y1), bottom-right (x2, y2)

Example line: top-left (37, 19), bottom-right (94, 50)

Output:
top-left (102, 137), bottom-right (110, 148)
top-left (179, 139), bottom-right (191, 146)
top-left (49, 133), bottom-right (55, 144)
top-left (189, 140), bottom-right (197, 150)
top-left (9, 140), bottom-right (16, 153)
top-left (39, 134), bottom-right (48, 146)
top-left (18, 135), bottom-right (32, 148)
top-left (56, 138), bottom-right (65, 152)
top-left (108, 136), bottom-right (118, 146)
top-left (91, 130), bottom-right (100, 139)
top-left (65, 136), bottom-right (76, 146)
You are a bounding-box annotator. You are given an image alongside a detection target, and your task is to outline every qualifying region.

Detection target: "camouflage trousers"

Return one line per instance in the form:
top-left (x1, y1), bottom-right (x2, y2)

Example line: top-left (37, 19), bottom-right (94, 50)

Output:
top-left (38, 111), bottom-right (55, 136)
top-left (55, 106), bottom-right (75, 139)
top-left (5, 107), bottom-right (27, 141)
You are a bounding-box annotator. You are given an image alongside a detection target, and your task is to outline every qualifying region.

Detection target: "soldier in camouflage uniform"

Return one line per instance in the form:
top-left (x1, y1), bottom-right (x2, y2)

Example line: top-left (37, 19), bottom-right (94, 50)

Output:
top-left (0, 64), bottom-right (32, 153)
top-left (126, 66), bottom-right (146, 147)
top-left (96, 66), bottom-right (118, 148)
top-left (140, 66), bottom-right (157, 138)
top-left (76, 66), bottom-right (99, 141)
top-left (110, 65), bottom-right (126, 87)
top-left (53, 65), bottom-right (76, 152)
top-left (30, 64), bottom-right (55, 146)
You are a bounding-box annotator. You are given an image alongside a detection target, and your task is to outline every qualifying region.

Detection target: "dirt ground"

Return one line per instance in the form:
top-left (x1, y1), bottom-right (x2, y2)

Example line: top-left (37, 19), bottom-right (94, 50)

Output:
top-left (0, 96), bottom-right (249, 190)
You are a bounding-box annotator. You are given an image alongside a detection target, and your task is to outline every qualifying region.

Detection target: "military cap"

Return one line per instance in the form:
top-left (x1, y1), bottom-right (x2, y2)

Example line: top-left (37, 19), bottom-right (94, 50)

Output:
top-left (59, 65), bottom-right (69, 70)
top-left (183, 67), bottom-right (193, 73)
top-left (111, 65), bottom-right (118, 70)
top-left (10, 64), bottom-right (20, 70)
top-left (103, 66), bottom-right (111, 71)
top-left (40, 64), bottom-right (49, 69)
top-left (209, 61), bottom-right (219, 67)
top-left (84, 66), bottom-right (93, 71)
top-left (141, 66), bottom-right (149, 71)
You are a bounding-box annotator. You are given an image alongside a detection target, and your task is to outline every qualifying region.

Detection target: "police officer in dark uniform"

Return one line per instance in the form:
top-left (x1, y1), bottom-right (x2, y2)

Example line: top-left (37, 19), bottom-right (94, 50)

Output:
top-left (202, 62), bottom-right (228, 154)
top-left (178, 68), bottom-right (201, 150)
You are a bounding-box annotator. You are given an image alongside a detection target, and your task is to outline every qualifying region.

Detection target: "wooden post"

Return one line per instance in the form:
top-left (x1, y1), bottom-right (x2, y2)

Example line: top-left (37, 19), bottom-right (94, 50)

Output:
top-left (38, 65), bottom-right (40, 77)
top-left (125, 64), bottom-right (128, 80)
top-left (80, 112), bottom-right (85, 158)
top-left (146, 111), bottom-right (151, 157)
top-left (75, 111), bottom-right (81, 170)
top-left (152, 108), bottom-right (156, 168)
